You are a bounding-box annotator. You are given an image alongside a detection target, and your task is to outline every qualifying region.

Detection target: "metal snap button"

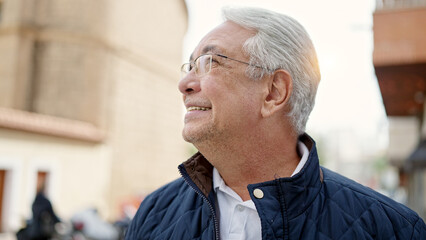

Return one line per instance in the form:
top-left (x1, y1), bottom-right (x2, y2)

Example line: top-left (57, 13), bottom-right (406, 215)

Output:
top-left (253, 188), bottom-right (264, 199)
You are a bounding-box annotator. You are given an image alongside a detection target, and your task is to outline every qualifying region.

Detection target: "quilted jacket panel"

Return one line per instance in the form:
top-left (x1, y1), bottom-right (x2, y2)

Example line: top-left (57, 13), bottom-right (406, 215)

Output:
top-left (125, 178), bottom-right (216, 240)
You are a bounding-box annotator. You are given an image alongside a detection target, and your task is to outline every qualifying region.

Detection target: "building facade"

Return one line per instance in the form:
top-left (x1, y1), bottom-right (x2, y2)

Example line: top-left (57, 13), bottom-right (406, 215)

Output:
top-left (373, 0), bottom-right (426, 220)
top-left (0, 0), bottom-right (189, 233)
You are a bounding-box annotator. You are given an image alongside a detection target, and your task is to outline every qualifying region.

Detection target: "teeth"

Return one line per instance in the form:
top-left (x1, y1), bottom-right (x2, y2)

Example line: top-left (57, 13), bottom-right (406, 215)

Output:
top-left (187, 106), bottom-right (211, 111)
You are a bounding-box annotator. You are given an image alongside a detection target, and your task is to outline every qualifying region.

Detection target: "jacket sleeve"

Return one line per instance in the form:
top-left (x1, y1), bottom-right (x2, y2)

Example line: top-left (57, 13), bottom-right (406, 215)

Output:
top-left (411, 216), bottom-right (426, 239)
top-left (125, 193), bottom-right (158, 240)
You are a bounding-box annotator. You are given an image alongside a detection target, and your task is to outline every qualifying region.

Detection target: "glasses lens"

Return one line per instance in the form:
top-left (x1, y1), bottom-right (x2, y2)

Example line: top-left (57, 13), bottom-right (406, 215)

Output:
top-left (181, 55), bottom-right (212, 78)
top-left (181, 63), bottom-right (191, 73)
top-left (180, 63), bottom-right (189, 79)
top-left (196, 55), bottom-right (212, 76)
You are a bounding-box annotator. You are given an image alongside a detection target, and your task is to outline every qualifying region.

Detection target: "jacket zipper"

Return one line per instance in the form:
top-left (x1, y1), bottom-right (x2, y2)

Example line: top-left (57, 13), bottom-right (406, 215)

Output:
top-left (179, 167), bottom-right (220, 240)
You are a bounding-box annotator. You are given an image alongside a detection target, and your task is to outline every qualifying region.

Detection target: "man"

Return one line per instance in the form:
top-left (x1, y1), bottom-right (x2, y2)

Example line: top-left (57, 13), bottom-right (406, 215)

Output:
top-left (16, 187), bottom-right (60, 240)
top-left (126, 7), bottom-right (426, 239)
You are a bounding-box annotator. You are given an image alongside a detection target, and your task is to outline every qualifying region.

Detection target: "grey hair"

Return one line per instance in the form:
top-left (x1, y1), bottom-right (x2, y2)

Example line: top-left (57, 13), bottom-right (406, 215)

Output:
top-left (223, 7), bottom-right (321, 135)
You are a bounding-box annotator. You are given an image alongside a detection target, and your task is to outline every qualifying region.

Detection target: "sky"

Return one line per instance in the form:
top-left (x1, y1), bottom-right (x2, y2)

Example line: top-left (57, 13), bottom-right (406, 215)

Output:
top-left (183, 0), bottom-right (389, 152)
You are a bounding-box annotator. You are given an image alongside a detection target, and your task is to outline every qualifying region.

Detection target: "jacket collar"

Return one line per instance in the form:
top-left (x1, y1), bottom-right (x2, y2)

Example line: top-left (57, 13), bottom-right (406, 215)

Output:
top-left (179, 151), bottom-right (214, 196)
top-left (248, 134), bottom-right (323, 219)
top-left (179, 134), bottom-right (323, 219)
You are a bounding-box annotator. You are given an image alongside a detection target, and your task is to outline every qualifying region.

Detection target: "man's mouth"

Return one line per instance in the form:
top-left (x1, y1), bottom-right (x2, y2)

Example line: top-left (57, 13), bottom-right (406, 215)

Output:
top-left (187, 106), bottom-right (211, 112)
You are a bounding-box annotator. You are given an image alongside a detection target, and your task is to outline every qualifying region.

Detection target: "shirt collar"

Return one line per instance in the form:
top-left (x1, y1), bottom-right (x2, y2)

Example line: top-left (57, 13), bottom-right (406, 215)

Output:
top-left (213, 167), bottom-right (226, 194)
top-left (291, 140), bottom-right (309, 177)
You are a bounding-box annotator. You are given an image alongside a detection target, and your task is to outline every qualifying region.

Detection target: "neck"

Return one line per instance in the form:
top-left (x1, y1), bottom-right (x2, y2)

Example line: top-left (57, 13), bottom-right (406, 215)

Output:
top-left (194, 123), bottom-right (300, 201)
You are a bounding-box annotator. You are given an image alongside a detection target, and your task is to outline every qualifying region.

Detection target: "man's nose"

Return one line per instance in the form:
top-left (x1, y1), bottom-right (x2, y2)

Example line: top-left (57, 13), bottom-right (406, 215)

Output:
top-left (178, 72), bottom-right (201, 95)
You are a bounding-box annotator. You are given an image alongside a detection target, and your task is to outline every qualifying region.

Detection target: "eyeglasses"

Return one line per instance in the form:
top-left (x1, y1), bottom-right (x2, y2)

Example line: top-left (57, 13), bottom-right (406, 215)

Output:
top-left (181, 54), bottom-right (265, 77)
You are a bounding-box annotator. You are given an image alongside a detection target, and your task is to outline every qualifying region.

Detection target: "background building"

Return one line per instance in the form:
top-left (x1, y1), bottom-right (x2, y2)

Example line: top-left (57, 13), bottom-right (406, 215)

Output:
top-left (373, 0), bottom-right (426, 219)
top-left (0, 0), bottom-right (189, 235)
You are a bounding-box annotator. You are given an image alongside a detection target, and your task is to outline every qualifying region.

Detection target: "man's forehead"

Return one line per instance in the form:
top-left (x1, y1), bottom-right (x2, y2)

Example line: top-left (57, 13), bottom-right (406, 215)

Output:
top-left (188, 21), bottom-right (254, 61)
top-left (189, 45), bottom-right (225, 61)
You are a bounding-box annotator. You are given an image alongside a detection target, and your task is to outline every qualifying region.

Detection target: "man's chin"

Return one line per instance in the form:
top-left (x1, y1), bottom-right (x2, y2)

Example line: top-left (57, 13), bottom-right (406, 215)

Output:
top-left (182, 131), bottom-right (199, 143)
top-left (182, 127), bottom-right (210, 144)
top-left (182, 133), bottom-right (194, 143)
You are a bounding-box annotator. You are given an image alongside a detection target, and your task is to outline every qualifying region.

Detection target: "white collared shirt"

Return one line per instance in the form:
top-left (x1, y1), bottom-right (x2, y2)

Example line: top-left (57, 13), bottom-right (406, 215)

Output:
top-left (212, 141), bottom-right (309, 240)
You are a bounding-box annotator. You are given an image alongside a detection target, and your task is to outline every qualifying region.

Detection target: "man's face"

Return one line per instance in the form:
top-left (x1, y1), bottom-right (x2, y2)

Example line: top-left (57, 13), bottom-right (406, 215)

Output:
top-left (178, 21), bottom-right (266, 145)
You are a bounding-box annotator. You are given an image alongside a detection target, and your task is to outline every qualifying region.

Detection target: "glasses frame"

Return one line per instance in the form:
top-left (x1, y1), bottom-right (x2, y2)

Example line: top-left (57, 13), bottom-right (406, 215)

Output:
top-left (181, 53), bottom-right (267, 77)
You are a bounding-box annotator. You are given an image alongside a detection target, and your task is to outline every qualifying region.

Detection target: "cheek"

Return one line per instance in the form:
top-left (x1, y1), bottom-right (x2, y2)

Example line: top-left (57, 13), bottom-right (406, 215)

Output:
top-left (220, 90), bottom-right (260, 121)
top-left (200, 78), bottom-right (229, 105)
top-left (237, 85), bottom-right (265, 121)
top-left (201, 74), bottom-right (263, 118)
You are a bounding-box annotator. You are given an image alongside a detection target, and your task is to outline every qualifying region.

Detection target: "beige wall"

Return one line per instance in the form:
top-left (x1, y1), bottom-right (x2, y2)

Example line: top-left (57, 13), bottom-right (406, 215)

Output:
top-left (108, 55), bottom-right (188, 215)
top-left (104, 0), bottom-right (187, 67)
top-left (104, 0), bottom-right (189, 218)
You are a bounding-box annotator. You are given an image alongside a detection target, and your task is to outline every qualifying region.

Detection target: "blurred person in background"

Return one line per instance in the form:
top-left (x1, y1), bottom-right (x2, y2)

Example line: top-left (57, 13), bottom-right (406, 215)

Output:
top-left (126, 7), bottom-right (426, 239)
top-left (17, 185), bottom-right (60, 240)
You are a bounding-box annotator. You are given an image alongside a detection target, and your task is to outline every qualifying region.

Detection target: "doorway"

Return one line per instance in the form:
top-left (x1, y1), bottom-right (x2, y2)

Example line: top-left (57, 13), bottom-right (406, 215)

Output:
top-left (36, 171), bottom-right (49, 194)
top-left (0, 170), bottom-right (6, 232)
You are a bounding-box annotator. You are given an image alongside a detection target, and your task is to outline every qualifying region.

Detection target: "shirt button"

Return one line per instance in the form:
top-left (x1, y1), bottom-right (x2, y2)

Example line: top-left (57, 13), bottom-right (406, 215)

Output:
top-left (253, 188), bottom-right (264, 199)
top-left (237, 205), bottom-right (244, 212)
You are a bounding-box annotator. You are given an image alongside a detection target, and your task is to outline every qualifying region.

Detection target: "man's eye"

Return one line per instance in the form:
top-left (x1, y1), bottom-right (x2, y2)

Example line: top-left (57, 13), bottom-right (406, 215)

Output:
top-left (211, 57), bottom-right (220, 64)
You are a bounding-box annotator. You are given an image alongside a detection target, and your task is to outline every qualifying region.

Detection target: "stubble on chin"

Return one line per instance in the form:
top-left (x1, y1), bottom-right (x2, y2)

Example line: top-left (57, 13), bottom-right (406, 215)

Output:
top-left (182, 122), bottom-right (220, 145)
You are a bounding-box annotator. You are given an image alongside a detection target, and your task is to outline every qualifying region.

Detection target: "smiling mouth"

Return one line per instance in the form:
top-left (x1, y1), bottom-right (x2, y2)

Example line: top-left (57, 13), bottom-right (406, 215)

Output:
top-left (187, 106), bottom-right (211, 111)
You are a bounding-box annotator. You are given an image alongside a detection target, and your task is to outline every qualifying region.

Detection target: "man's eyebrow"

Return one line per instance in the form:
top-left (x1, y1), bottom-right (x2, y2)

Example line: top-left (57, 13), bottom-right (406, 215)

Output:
top-left (189, 45), bottom-right (222, 61)
top-left (202, 45), bottom-right (220, 54)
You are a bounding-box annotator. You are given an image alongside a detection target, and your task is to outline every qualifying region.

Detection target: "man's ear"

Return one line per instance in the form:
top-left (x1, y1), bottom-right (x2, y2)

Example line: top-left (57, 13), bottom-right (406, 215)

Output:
top-left (261, 69), bottom-right (292, 118)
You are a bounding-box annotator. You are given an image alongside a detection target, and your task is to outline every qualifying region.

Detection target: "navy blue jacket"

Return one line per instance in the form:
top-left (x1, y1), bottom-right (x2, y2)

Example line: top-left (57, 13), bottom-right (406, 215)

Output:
top-left (126, 135), bottom-right (426, 239)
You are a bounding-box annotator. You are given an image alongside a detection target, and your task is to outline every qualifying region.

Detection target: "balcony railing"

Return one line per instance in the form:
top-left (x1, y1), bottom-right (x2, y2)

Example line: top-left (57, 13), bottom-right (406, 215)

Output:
top-left (376, 0), bottom-right (426, 10)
